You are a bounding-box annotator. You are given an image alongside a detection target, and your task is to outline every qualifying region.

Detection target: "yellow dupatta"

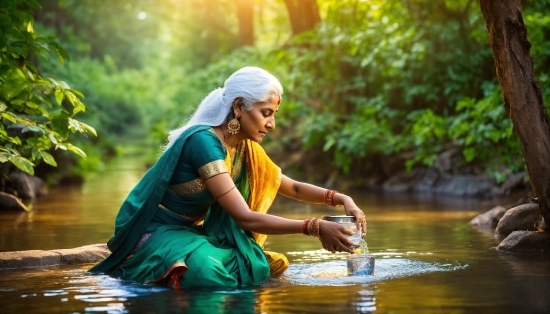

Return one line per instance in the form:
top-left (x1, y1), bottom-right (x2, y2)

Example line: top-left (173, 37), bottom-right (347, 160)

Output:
top-left (224, 139), bottom-right (288, 276)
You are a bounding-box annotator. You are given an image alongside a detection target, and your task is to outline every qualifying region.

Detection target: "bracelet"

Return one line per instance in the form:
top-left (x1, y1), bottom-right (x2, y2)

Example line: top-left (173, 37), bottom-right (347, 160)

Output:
top-left (302, 219), bottom-right (310, 235)
top-left (307, 218), bottom-right (316, 237)
top-left (215, 185), bottom-right (236, 201)
top-left (315, 219), bottom-right (321, 237)
top-left (323, 189), bottom-right (331, 204)
top-left (303, 217), bottom-right (323, 237)
top-left (324, 189), bottom-right (337, 207)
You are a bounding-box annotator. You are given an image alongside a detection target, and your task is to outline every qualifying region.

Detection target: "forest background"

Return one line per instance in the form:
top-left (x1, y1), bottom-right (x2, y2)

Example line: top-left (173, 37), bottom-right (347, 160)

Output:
top-left (2, 0), bottom-right (550, 197)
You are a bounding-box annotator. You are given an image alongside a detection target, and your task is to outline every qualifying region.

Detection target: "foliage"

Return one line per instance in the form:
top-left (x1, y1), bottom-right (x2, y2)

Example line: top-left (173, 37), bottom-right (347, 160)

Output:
top-left (251, 0), bottom-right (549, 182)
top-left (36, 0), bottom-right (160, 69)
top-left (0, 0), bottom-right (95, 175)
top-left (13, 0), bottom-right (550, 185)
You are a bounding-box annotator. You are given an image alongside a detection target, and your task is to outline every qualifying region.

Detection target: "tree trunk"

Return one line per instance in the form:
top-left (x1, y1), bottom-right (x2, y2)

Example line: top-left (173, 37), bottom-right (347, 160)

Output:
top-left (235, 0), bottom-right (254, 46)
top-left (479, 0), bottom-right (550, 230)
top-left (283, 0), bottom-right (321, 36)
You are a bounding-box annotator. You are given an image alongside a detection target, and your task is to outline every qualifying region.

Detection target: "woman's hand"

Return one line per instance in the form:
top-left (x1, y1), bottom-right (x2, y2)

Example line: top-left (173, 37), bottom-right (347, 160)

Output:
top-left (342, 197), bottom-right (367, 235)
top-left (318, 220), bottom-right (355, 253)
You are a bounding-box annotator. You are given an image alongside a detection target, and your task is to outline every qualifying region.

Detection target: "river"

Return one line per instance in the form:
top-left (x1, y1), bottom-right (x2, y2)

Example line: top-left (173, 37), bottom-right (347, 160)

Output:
top-left (1, 156), bottom-right (549, 313)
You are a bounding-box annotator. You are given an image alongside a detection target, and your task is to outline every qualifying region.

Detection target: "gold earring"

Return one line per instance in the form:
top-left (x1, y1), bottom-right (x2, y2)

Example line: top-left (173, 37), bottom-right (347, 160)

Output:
top-left (227, 117), bottom-right (240, 135)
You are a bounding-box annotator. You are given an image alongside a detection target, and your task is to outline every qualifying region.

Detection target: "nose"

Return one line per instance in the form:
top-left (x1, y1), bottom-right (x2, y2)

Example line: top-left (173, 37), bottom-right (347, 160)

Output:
top-left (266, 116), bottom-right (275, 130)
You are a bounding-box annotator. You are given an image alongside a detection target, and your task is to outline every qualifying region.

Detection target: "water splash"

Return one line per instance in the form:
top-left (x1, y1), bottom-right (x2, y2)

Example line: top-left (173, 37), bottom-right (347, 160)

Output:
top-left (276, 258), bottom-right (468, 286)
top-left (352, 239), bottom-right (370, 254)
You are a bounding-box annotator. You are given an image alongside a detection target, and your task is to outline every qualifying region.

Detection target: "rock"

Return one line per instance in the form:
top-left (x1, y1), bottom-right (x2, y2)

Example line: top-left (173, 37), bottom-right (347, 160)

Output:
top-left (0, 165), bottom-right (47, 205)
top-left (0, 250), bottom-right (61, 269)
top-left (433, 148), bottom-right (461, 173)
top-left (497, 231), bottom-right (550, 252)
top-left (495, 204), bottom-right (540, 238)
top-left (498, 171), bottom-right (527, 195)
top-left (0, 191), bottom-right (29, 212)
top-left (381, 168), bottom-right (423, 192)
top-left (381, 168), bottom-right (500, 197)
top-left (9, 171), bottom-right (36, 200)
top-left (0, 244), bottom-right (110, 270)
top-left (416, 168), bottom-right (440, 192)
top-left (51, 244), bottom-right (110, 265)
top-left (433, 174), bottom-right (498, 197)
top-left (469, 205), bottom-right (507, 228)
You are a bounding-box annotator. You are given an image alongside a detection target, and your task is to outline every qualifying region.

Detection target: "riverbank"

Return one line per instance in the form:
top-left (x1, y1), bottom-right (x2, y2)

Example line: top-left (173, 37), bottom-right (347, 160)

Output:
top-left (0, 244), bottom-right (109, 270)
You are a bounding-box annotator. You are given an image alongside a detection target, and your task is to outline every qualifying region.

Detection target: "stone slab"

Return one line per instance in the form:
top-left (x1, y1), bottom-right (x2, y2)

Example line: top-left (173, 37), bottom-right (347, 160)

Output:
top-left (52, 244), bottom-right (110, 265)
top-left (0, 244), bottom-right (110, 270)
top-left (0, 250), bottom-right (61, 269)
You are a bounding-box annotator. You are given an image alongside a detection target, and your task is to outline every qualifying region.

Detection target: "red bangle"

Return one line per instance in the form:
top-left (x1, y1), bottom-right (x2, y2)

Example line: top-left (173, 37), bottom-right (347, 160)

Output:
top-left (323, 189), bottom-right (330, 205)
top-left (307, 218), bottom-right (315, 237)
top-left (325, 190), bottom-right (338, 207)
top-left (329, 190), bottom-right (337, 207)
top-left (302, 219), bottom-right (310, 235)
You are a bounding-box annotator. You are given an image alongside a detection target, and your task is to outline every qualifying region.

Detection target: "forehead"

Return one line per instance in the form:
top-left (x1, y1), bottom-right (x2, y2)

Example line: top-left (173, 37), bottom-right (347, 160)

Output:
top-left (253, 95), bottom-right (280, 108)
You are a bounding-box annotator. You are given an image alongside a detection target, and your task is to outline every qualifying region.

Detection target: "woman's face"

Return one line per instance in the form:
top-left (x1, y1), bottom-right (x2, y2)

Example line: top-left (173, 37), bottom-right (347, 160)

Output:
top-left (236, 94), bottom-right (280, 143)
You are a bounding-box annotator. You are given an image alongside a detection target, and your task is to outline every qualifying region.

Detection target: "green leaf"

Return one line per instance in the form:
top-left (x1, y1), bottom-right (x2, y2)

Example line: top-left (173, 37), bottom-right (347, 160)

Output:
top-left (463, 148), bottom-right (476, 162)
top-left (68, 118), bottom-right (83, 133)
top-left (79, 121), bottom-right (97, 136)
top-left (66, 143), bottom-right (87, 159)
top-left (24, 61), bottom-right (38, 73)
top-left (48, 42), bottom-right (71, 64)
top-left (26, 102), bottom-right (39, 109)
top-left (323, 137), bottom-right (335, 151)
top-left (10, 156), bottom-right (35, 175)
top-left (26, 125), bottom-right (44, 134)
top-left (54, 89), bottom-right (64, 105)
top-left (31, 148), bottom-right (41, 160)
top-left (8, 136), bottom-right (22, 145)
top-left (40, 151), bottom-right (57, 167)
top-left (26, 0), bottom-right (42, 9)
top-left (0, 152), bottom-right (11, 163)
top-left (1, 112), bottom-right (16, 123)
top-left (70, 89), bottom-right (84, 98)
top-left (48, 133), bottom-right (58, 145)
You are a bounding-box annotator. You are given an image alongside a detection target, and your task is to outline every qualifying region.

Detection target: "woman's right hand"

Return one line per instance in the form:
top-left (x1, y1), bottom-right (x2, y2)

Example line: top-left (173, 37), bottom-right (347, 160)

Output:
top-left (318, 220), bottom-right (355, 253)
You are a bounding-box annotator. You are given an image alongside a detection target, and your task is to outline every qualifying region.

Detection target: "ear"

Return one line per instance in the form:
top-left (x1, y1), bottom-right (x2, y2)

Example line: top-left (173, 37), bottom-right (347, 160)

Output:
top-left (232, 98), bottom-right (244, 118)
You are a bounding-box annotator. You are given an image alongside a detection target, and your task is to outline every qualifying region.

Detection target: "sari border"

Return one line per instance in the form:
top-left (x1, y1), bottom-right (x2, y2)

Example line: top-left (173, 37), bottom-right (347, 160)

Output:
top-left (150, 261), bottom-right (189, 284)
top-left (169, 178), bottom-right (206, 196)
top-left (199, 160), bottom-right (228, 180)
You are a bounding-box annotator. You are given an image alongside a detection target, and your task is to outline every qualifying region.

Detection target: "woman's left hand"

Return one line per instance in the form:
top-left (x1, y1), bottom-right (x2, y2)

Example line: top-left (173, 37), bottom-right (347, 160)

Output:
top-left (343, 199), bottom-right (367, 235)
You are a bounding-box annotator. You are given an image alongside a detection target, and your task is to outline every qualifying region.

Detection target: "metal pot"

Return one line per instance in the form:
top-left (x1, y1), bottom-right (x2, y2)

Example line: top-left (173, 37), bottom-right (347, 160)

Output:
top-left (321, 215), bottom-right (357, 223)
top-left (321, 215), bottom-right (363, 249)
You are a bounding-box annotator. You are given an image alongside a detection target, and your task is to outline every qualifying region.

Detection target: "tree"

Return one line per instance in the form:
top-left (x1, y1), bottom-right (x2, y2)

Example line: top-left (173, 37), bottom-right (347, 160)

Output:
top-left (480, 0), bottom-right (550, 229)
top-left (235, 0), bottom-right (254, 46)
top-left (283, 0), bottom-right (321, 36)
top-left (0, 0), bottom-right (95, 176)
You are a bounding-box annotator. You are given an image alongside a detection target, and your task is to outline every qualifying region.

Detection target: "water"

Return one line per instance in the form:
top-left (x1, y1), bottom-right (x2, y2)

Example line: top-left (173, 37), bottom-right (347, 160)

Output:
top-left (1, 156), bottom-right (549, 313)
top-left (347, 239), bottom-right (374, 276)
top-left (354, 239), bottom-right (370, 254)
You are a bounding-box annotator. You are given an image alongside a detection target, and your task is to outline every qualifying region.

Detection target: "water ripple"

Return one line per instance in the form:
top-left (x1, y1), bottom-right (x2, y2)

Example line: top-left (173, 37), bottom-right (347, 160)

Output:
top-left (278, 258), bottom-right (468, 286)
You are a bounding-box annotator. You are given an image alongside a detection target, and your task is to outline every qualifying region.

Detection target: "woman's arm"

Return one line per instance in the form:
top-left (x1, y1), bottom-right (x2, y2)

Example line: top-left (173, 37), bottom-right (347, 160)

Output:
top-left (203, 172), bottom-right (355, 253)
top-left (278, 175), bottom-right (367, 235)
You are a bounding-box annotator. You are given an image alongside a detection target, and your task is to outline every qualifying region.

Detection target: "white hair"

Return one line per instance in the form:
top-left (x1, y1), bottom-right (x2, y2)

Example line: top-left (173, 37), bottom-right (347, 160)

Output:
top-left (164, 67), bottom-right (283, 150)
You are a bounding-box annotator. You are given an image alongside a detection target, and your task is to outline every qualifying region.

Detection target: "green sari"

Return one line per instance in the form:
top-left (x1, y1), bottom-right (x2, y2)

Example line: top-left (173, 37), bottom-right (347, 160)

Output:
top-left (89, 125), bottom-right (285, 287)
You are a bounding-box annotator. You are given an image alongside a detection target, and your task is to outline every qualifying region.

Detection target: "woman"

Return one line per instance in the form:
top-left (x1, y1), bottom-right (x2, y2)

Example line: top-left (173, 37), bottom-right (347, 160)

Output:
top-left (89, 67), bottom-right (367, 288)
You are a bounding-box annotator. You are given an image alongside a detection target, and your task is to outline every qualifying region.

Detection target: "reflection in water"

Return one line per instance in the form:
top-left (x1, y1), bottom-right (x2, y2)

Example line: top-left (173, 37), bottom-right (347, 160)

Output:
top-left (0, 158), bottom-right (146, 252)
